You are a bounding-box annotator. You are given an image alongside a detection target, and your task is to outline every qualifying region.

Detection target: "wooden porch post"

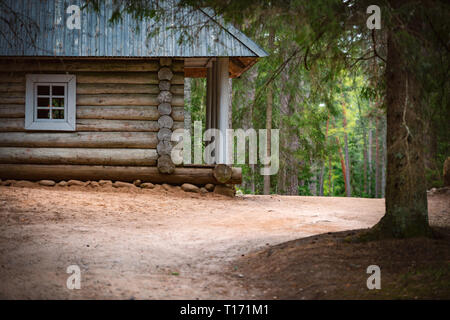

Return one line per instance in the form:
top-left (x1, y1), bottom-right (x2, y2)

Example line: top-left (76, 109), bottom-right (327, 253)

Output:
top-left (216, 57), bottom-right (230, 164)
top-left (206, 58), bottom-right (230, 164)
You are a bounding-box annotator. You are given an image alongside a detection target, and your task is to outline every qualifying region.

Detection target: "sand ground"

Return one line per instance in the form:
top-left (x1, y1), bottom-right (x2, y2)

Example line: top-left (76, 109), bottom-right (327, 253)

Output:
top-left (0, 184), bottom-right (446, 299)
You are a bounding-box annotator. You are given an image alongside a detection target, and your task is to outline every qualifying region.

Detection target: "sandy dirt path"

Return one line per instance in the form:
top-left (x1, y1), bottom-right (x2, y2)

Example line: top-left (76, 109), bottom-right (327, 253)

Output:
top-left (0, 184), bottom-right (399, 299)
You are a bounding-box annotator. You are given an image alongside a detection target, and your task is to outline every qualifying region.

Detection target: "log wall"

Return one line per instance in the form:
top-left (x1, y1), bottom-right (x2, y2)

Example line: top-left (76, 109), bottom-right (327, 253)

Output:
top-left (0, 58), bottom-right (185, 170)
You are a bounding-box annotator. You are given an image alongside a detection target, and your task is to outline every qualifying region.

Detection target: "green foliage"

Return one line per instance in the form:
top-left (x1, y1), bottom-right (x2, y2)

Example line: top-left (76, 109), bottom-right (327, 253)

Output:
top-left (111, 0), bottom-right (449, 196)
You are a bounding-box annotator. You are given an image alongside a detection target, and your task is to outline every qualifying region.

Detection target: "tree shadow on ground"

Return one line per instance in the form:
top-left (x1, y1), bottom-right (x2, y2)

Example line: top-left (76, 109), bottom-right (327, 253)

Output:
top-left (233, 226), bottom-right (450, 299)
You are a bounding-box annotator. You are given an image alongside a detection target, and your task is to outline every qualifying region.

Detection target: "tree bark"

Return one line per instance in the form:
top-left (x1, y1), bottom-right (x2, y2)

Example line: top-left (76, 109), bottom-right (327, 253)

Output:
top-left (241, 66), bottom-right (257, 193)
top-left (335, 135), bottom-right (348, 196)
top-left (328, 156), bottom-right (332, 196)
top-left (357, 101), bottom-right (368, 195)
top-left (381, 117), bottom-right (387, 198)
top-left (264, 83), bottom-right (273, 195)
top-left (342, 101), bottom-right (351, 197)
top-left (375, 116), bottom-right (380, 198)
top-left (319, 114), bottom-right (330, 196)
top-left (264, 28), bottom-right (275, 195)
top-left (369, 18), bottom-right (430, 238)
top-left (368, 118), bottom-right (373, 196)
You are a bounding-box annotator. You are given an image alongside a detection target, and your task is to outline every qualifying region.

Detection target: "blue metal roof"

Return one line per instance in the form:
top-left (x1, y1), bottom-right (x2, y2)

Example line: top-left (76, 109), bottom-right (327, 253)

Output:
top-left (0, 0), bottom-right (268, 58)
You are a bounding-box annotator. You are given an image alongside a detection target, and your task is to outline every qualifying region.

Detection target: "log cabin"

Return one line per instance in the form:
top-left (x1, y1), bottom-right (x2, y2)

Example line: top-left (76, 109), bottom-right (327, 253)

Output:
top-left (0, 0), bottom-right (267, 186)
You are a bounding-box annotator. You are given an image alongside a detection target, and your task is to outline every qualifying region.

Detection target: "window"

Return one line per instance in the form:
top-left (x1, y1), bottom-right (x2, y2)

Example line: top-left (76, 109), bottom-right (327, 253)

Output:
top-left (25, 74), bottom-right (76, 131)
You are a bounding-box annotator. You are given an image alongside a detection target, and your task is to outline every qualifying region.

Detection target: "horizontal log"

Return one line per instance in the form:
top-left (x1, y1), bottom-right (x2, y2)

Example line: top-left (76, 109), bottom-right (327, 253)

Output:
top-left (0, 94), bottom-right (24, 105)
top-left (171, 84), bottom-right (184, 95)
top-left (0, 118), bottom-right (160, 132)
top-left (172, 60), bottom-right (184, 73)
top-left (160, 58), bottom-right (172, 67)
top-left (0, 164), bottom-right (242, 185)
top-left (0, 72), bottom-right (184, 85)
top-left (0, 119), bottom-right (25, 131)
top-left (0, 83), bottom-right (24, 93)
top-left (0, 147), bottom-right (157, 166)
top-left (0, 59), bottom-right (160, 72)
top-left (76, 119), bottom-right (160, 132)
top-left (77, 106), bottom-right (159, 120)
top-left (77, 72), bottom-right (184, 85)
top-left (0, 73), bottom-right (24, 83)
top-left (173, 121), bottom-right (184, 131)
top-left (0, 105), bottom-right (24, 118)
top-left (77, 83), bottom-right (159, 94)
top-left (0, 105), bottom-right (161, 120)
top-left (172, 107), bottom-right (185, 122)
top-left (0, 72), bottom-right (159, 84)
top-left (0, 118), bottom-right (184, 132)
top-left (76, 94), bottom-right (184, 107)
top-left (0, 132), bottom-right (157, 148)
top-left (0, 83), bottom-right (184, 96)
top-left (77, 83), bottom-right (184, 95)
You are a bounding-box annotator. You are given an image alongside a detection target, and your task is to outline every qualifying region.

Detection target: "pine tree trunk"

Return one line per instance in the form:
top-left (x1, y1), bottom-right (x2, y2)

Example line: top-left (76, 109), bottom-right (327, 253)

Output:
top-left (335, 136), bottom-right (347, 196)
top-left (277, 51), bottom-right (298, 195)
top-left (229, 79), bottom-right (233, 130)
top-left (368, 118), bottom-right (373, 197)
top-left (241, 68), bottom-right (257, 194)
top-left (264, 28), bottom-right (275, 195)
top-left (369, 21), bottom-right (430, 238)
top-left (375, 116), bottom-right (380, 198)
top-left (358, 102), bottom-right (368, 195)
top-left (310, 173), bottom-right (317, 196)
top-left (319, 165), bottom-right (325, 196)
top-left (381, 117), bottom-right (387, 198)
top-left (328, 156), bottom-right (332, 196)
top-left (342, 102), bottom-right (351, 197)
top-left (264, 83), bottom-right (273, 195)
top-left (319, 115), bottom-right (330, 196)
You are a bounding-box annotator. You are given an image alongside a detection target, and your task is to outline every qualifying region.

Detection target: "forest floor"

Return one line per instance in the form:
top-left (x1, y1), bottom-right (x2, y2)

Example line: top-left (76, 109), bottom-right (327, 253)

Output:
top-left (0, 184), bottom-right (448, 299)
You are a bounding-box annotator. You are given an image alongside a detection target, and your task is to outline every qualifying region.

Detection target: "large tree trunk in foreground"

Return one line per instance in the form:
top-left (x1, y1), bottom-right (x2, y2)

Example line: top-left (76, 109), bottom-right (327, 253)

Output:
top-left (370, 28), bottom-right (430, 238)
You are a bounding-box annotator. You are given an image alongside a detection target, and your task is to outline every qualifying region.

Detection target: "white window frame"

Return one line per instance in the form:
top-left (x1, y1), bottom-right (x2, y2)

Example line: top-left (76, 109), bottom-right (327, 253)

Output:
top-left (25, 74), bottom-right (76, 131)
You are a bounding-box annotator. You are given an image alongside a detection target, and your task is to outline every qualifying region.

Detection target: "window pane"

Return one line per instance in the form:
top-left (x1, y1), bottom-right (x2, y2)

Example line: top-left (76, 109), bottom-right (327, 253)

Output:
top-left (52, 109), bottom-right (64, 119)
top-left (52, 97), bottom-right (64, 108)
top-left (37, 85), bottom-right (50, 95)
top-left (37, 109), bottom-right (50, 119)
top-left (37, 97), bottom-right (49, 107)
top-left (52, 85), bottom-right (65, 96)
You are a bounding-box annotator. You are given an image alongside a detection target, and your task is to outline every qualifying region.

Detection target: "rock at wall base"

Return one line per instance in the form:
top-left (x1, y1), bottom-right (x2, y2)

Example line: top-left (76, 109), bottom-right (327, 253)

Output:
top-left (181, 183), bottom-right (200, 193)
